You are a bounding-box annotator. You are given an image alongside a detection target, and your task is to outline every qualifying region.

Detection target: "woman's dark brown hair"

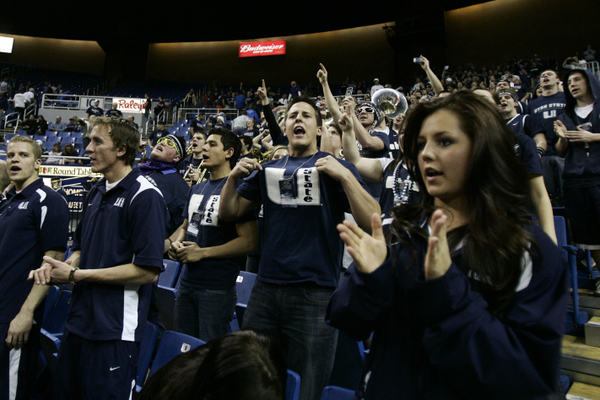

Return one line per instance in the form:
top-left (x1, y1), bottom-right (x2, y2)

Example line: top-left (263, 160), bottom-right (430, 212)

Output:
top-left (389, 90), bottom-right (537, 317)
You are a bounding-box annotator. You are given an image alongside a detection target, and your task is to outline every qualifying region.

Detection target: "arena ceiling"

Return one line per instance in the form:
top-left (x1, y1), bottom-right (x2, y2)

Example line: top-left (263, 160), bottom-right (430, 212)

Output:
top-left (0, 0), bottom-right (483, 44)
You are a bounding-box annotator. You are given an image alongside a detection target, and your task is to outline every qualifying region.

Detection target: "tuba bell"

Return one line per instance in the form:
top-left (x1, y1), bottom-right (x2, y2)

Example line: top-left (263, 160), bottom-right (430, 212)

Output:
top-left (372, 88), bottom-right (408, 119)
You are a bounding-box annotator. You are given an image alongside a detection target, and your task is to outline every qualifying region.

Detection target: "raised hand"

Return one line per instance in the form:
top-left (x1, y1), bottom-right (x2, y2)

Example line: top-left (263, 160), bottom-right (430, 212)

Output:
top-left (317, 63), bottom-right (329, 86)
top-left (424, 210), bottom-right (452, 280)
top-left (337, 213), bottom-right (387, 274)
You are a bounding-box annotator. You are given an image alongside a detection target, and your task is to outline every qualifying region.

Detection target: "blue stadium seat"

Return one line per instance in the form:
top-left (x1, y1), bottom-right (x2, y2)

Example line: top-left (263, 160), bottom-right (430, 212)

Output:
top-left (286, 370), bottom-right (301, 400)
top-left (320, 386), bottom-right (355, 400)
top-left (39, 328), bottom-right (62, 375)
top-left (148, 330), bottom-right (205, 378)
top-left (158, 260), bottom-right (180, 288)
top-left (556, 216), bottom-right (589, 334)
top-left (58, 131), bottom-right (71, 138)
top-left (136, 321), bottom-right (159, 392)
top-left (46, 131), bottom-right (57, 137)
top-left (46, 136), bottom-right (61, 144)
top-left (234, 271), bottom-right (257, 327)
top-left (33, 134), bottom-right (47, 142)
top-left (70, 131), bottom-right (83, 139)
top-left (157, 264), bottom-right (186, 331)
top-left (43, 288), bottom-right (72, 335)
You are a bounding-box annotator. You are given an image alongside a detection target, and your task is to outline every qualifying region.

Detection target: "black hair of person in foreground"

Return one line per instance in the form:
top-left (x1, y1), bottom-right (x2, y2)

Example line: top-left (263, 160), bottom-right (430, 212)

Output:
top-left (136, 329), bottom-right (287, 400)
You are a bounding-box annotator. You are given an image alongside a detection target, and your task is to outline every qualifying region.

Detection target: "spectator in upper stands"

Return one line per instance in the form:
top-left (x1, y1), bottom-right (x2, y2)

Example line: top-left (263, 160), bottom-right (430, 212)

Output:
top-left (370, 78), bottom-right (384, 97)
top-left (219, 96), bottom-right (379, 400)
top-left (0, 78), bottom-right (7, 93)
top-left (168, 128), bottom-right (257, 342)
top-left (62, 142), bottom-right (79, 165)
top-left (49, 116), bottom-right (67, 131)
top-left (183, 89), bottom-right (198, 108)
top-left (20, 114), bottom-right (38, 136)
top-left (328, 91), bottom-right (568, 400)
top-left (584, 44), bottom-right (597, 62)
top-left (23, 88), bottom-right (35, 106)
top-left (144, 93), bottom-right (151, 120)
top-left (36, 115), bottom-right (48, 135)
top-left (555, 69), bottom-right (600, 293)
top-left (232, 110), bottom-right (250, 134)
top-left (12, 89), bottom-right (28, 121)
top-left (0, 160), bottom-right (11, 196)
top-left (562, 56), bottom-right (582, 70)
top-left (64, 116), bottom-right (82, 132)
top-left (234, 91), bottom-right (246, 111)
top-left (105, 103), bottom-right (123, 118)
top-left (127, 115), bottom-right (139, 130)
top-left (0, 136), bottom-right (69, 400)
top-left (30, 117), bottom-right (167, 400)
top-left (0, 92), bottom-right (8, 126)
top-left (148, 122), bottom-right (169, 148)
top-left (85, 100), bottom-right (103, 119)
top-left (289, 81), bottom-right (301, 98)
top-left (45, 142), bottom-right (63, 164)
top-left (190, 113), bottom-right (207, 133)
top-left (529, 69), bottom-right (567, 205)
top-left (154, 96), bottom-right (167, 122)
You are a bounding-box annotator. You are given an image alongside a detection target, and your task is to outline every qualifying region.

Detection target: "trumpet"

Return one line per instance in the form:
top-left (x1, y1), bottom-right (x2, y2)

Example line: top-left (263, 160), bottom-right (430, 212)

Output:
top-left (183, 160), bottom-right (207, 184)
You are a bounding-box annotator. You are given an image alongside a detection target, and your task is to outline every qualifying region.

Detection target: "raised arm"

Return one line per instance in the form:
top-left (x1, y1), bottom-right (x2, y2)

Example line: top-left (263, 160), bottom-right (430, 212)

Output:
top-left (317, 63), bottom-right (342, 123)
top-left (257, 79), bottom-right (283, 143)
top-left (346, 99), bottom-right (386, 152)
top-left (339, 112), bottom-right (384, 183)
top-left (418, 55), bottom-right (444, 96)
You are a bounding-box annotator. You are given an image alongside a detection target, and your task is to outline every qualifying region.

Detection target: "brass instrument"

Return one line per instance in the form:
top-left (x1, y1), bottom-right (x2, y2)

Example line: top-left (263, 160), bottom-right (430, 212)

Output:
top-left (183, 159), bottom-right (207, 184)
top-left (251, 148), bottom-right (266, 163)
top-left (372, 88), bottom-right (408, 119)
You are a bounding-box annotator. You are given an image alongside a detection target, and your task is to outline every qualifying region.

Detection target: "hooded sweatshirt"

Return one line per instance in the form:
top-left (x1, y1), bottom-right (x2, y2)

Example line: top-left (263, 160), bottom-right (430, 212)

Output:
top-left (557, 69), bottom-right (600, 187)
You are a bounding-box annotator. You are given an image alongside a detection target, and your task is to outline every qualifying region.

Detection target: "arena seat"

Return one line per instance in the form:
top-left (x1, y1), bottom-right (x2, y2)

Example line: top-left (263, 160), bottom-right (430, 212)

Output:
top-left (320, 386), bottom-right (355, 400)
top-left (39, 328), bottom-right (61, 375)
top-left (286, 369), bottom-right (301, 400)
top-left (556, 216), bottom-right (589, 335)
top-left (147, 330), bottom-right (205, 378)
top-left (157, 264), bottom-right (186, 331)
top-left (234, 271), bottom-right (257, 326)
top-left (135, 321), bottom-right (159, 392)
top-left (159, 260), bottom-right (180, 288)
top-left (42, 288), bottom-right (72, 335)
top-left (58, 131), bottom-right (71, 139)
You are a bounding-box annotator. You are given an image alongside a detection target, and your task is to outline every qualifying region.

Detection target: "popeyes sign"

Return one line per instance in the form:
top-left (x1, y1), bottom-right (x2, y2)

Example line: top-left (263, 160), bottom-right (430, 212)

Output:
top-left (239, 40), bottom-right (286, 58)
top-left (114, 98), bottom-right (147, 114)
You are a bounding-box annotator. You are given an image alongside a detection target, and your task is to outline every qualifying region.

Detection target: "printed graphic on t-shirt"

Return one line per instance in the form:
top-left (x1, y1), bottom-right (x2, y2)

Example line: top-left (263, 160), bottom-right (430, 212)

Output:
top-left (265, 167), bottom-right (321, 206)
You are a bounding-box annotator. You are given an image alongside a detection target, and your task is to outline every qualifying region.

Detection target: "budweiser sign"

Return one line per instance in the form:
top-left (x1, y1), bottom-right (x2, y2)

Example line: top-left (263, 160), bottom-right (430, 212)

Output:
top-left (239, 40), bottom-right (286, 58)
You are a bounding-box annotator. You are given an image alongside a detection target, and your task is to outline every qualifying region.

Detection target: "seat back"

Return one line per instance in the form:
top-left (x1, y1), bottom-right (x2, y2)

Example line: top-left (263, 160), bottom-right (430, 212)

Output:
top-left (158, 260), bottom-right (180, 288)
top-left (136, 321), bottom-right (159, 391)
top-left (43, 289), bottom-right (72, 334)
top-left (320, 386), bottom-right (355, 400)
top-left (286, 369), bottom-right (301, 400)
top-left (236, 271), bottom-right (257, 306)
top-left (148, 330), bottom-right (205, 377)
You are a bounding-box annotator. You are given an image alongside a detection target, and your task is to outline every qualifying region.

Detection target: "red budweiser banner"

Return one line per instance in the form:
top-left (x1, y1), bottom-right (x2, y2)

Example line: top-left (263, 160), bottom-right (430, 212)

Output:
top-left (239, 40), bottom-right (286, 58)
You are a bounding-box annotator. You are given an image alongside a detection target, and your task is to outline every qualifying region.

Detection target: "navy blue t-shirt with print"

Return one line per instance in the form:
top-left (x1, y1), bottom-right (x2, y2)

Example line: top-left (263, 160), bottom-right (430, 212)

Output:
top-left (237, 151), bottom-right (371, 287)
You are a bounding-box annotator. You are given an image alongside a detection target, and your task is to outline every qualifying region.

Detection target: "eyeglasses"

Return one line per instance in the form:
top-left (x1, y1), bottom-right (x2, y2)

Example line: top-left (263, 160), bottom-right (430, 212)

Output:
top-left (157, 137), bottom-right (180, 155)
top-left (356, 107), bottom-right (374, 115)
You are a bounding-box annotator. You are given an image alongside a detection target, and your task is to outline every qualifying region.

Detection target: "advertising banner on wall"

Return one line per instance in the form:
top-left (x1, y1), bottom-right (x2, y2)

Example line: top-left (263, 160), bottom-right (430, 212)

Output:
top-left (239, 40), bottom-right (286, 58)
top-left (112, 97), bottom-right (147, 114)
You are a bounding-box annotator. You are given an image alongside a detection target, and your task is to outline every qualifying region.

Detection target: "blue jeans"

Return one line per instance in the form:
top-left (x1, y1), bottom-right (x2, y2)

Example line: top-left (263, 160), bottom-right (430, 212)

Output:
top-left (175, 284), bottom-right (236, 342)
top-left (242, 281), bottom-right (338, 400)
